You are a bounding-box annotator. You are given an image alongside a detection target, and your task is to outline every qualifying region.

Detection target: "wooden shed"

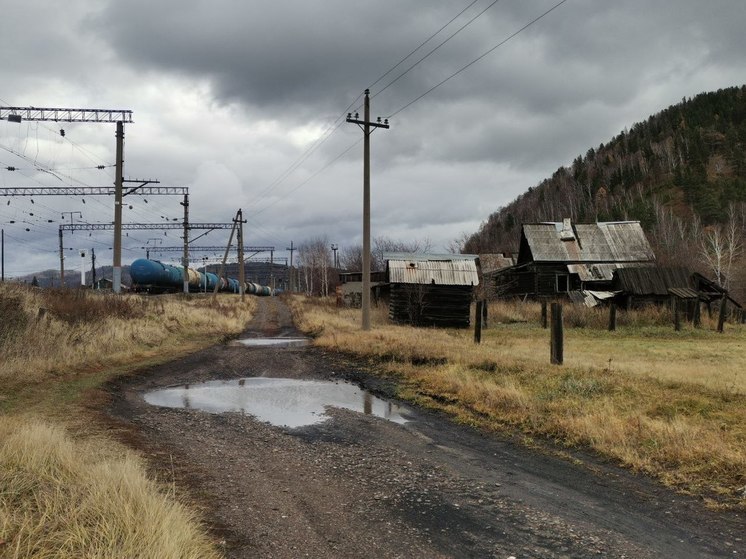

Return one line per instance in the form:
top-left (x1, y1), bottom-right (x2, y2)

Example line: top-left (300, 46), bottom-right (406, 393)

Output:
top-left (493, 219), bottom-right (656, 300)
top-left (385, 253), bottom-right (479, 328)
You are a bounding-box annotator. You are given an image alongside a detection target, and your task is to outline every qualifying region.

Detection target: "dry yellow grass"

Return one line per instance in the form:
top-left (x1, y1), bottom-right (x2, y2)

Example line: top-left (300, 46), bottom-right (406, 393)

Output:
top-left (289, 295), bottom-right (746, 508)
top-left (0, 283), bottom-right (255, 558)
top-left (0, 416), bottom-right (221, 559)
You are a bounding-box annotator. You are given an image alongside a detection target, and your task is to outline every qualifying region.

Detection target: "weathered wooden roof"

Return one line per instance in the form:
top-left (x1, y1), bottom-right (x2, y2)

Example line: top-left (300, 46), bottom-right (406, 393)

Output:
top-left (613, 266), bottom-right (691, 296)
top-left (386, 254), bottom-right (479, 286)
top-left (521, 221), bottom-right (655, 263)
top-left (479, 253), bottom-right (516, 274)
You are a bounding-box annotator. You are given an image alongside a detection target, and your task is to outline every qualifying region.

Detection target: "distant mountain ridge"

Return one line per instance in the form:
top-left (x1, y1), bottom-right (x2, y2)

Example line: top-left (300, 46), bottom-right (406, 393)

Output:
top-left (464, 85), bottom-right (746, 255)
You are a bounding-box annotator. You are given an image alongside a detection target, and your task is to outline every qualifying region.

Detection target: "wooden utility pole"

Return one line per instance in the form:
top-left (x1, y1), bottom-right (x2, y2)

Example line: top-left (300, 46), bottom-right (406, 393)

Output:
top-left (1, 228), bottom-right (4, 282)
top-left (346, 90), bottom-right (389, 330)
top-left (550, 302), bottom-right (564, 365)
top-left (474, 301), bottom-right (483, 344)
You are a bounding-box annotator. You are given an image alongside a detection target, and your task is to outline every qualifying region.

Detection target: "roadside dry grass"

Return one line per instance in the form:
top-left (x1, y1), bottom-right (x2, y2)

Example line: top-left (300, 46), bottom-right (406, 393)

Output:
top-left (289, 295), bottom-right (746, 509)
top-left (0, 283), bottom-right (254, 558)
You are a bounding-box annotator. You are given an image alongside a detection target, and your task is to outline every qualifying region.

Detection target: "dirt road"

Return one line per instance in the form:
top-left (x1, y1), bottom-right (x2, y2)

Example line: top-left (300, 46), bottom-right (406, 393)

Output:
top-left (103, 297), bottom-right (743, 558)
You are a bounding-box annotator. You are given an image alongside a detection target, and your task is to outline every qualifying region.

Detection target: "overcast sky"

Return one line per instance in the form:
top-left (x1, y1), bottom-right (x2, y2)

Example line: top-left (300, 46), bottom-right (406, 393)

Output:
top-left (1, 0), bottom-right (745, 278)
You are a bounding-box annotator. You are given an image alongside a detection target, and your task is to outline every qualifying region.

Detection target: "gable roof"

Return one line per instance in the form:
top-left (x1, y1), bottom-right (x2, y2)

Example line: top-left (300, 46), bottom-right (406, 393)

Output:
top-left (519, 221), bottom-right (655, 264)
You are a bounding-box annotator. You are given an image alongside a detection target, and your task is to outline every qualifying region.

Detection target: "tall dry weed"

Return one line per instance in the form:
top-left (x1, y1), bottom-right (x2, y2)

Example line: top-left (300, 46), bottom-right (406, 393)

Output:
top-left (0, 283), bottom-right (254, 389)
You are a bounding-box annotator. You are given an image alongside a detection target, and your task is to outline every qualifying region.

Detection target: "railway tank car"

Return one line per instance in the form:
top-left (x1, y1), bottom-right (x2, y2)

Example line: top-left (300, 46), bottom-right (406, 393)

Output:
top-left (130, 258), bottom-right (274, 295)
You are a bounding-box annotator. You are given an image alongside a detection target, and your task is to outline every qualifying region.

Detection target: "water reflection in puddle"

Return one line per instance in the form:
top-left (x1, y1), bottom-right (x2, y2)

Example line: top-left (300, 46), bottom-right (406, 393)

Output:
top-left (144, 377), bottom-right (410, 428)
top-left (234, 338), bottom-right (310, 347)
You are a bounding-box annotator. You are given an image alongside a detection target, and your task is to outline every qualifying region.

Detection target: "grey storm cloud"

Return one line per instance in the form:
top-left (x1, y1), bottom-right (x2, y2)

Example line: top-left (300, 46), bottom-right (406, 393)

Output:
top-left (1, 0), bottom-right (745, 277)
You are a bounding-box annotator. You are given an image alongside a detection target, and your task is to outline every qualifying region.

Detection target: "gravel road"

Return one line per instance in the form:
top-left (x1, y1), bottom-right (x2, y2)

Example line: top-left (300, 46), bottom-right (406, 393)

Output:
top-left (102, 297), bottom-right (743, 558)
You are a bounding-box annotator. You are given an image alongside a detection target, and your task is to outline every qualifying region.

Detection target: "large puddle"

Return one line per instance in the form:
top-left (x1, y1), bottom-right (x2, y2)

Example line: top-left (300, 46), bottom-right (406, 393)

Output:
top-left (144, 377), bottom-right (410, 428)
top-left (232, 338), bottom-right (310, 348)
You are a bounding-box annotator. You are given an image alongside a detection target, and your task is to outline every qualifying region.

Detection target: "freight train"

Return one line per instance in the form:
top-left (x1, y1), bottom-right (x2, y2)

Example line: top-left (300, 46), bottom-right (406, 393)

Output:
top-left (130, 258), bottom-right (275, 295)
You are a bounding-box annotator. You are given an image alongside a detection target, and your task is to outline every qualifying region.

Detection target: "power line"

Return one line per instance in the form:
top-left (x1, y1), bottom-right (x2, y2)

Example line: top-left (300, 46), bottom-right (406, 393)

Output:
top-left (245, 2), bottom-right (500, 215)
top-left (249, 137), bottom-right (362, 219)
top-left (366, 0), bottom-right (482, 92)
top-left (372, 0), bottom-right (502, 101)
top-left (387, 0), bottom-right (569, 119)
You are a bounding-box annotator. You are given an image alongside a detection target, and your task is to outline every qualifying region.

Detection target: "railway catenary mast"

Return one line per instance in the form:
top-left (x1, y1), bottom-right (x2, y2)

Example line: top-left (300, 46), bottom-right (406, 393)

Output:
top-left (1, 106), bottom-right (133, 293)
top-left (0, 186), bottom-right (186, 286)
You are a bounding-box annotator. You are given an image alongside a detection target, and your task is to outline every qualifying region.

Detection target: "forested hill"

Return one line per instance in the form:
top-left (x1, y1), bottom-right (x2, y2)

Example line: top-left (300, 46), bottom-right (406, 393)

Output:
top-left (464, 85), bottom-right (746, 258)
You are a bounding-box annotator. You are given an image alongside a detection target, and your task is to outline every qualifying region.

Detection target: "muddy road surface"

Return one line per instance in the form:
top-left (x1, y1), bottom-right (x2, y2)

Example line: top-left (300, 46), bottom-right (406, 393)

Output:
top-left (104, 298), bottom-right (743, 558)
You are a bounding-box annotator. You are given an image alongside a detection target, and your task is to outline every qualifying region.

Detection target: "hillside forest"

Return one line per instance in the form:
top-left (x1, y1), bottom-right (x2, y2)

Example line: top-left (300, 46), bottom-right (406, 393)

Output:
top-left (463, 85), bottom-right (746, 303)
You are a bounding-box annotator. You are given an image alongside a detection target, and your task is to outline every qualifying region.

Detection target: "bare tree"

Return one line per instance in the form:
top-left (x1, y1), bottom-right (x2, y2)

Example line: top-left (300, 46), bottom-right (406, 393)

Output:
top-left (338, 236), bottom-right (432, 272)
top-left (297, 236), bottom-right (332, 296)
top-left (446, 232), bottom-right (471, 254)
top-left (698, 204), bottom-right (743, 290)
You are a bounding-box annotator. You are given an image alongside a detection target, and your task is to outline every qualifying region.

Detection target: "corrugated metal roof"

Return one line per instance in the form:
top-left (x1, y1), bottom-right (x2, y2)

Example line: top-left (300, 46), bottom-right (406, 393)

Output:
top-left (387, 258), bottom-right (479, 286)
top-left (522, 221), bottom-right (655, 263)
top-left (383, 252), bottom-right (478, 262)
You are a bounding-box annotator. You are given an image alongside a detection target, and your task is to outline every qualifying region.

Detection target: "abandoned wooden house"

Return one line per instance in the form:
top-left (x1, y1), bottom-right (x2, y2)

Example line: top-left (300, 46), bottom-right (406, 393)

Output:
top-left (612, 267), bottom-right (743, 321)
top-left (492, 219), bottom-right (656, 303)
top-left (385, 253), bottom-right (479, 328)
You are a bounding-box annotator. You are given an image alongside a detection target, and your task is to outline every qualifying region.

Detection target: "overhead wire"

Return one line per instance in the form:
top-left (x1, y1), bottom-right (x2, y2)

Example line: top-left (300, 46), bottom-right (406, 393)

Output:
top-left (386, 0), bottom-right (569, 119)
top-left (245, 1), bottom-right (502, 224)
top-left (371, 0), bottom-right (502, 102)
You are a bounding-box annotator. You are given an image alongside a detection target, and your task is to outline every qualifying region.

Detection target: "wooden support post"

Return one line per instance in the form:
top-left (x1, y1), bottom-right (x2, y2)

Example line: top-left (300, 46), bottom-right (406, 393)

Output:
top-left (541, 301), bottom-right (548, 329)
top-left (474, 301), bottom-right (483, 344)
top-left (717, 297), bottom-right (727, 333)
top-left (608, 303), bottom-right (617, 332)
top-left (693, 300), bottom-right (701, 328)
top-left (673, 296), bottom-right (681, 332)
top-left (550, 302), bottom-right (563, 365)
top-left (482, 300), bottom-right (488, 329)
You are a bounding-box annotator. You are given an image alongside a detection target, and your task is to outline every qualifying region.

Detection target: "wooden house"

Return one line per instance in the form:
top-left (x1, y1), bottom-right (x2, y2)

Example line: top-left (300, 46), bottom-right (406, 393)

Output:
top-left (385, 253), bottom-right (479, 328)
top-left (493, 219), bottom-right (655, 301)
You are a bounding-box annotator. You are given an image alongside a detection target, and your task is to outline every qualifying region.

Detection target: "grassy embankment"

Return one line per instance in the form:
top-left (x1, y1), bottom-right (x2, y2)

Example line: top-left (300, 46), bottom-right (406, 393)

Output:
top-left (0, 283), bottom-right (255, 558)
top-left (289, 295), bottom-right (746, 510)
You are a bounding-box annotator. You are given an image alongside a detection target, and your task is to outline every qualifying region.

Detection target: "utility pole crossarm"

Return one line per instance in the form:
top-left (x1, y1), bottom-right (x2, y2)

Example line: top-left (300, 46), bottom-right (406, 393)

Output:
top-left (345, 114), bottom-right (390, 130)
top-left (1, 107), bottom-right (133, 123)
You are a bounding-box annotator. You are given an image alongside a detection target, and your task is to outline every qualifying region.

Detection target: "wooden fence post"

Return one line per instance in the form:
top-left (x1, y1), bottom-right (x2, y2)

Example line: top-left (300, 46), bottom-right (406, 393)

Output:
top-left (608, 303), bottom-right (617, 332)
top-left (717, 297), bottom-right (727, 333)
top-left (474, 301), bottom-right (483, 344)
top-left (550, 302), bottom-right (563, 365)
top-left (541, 301), bottom-right (548, 329)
